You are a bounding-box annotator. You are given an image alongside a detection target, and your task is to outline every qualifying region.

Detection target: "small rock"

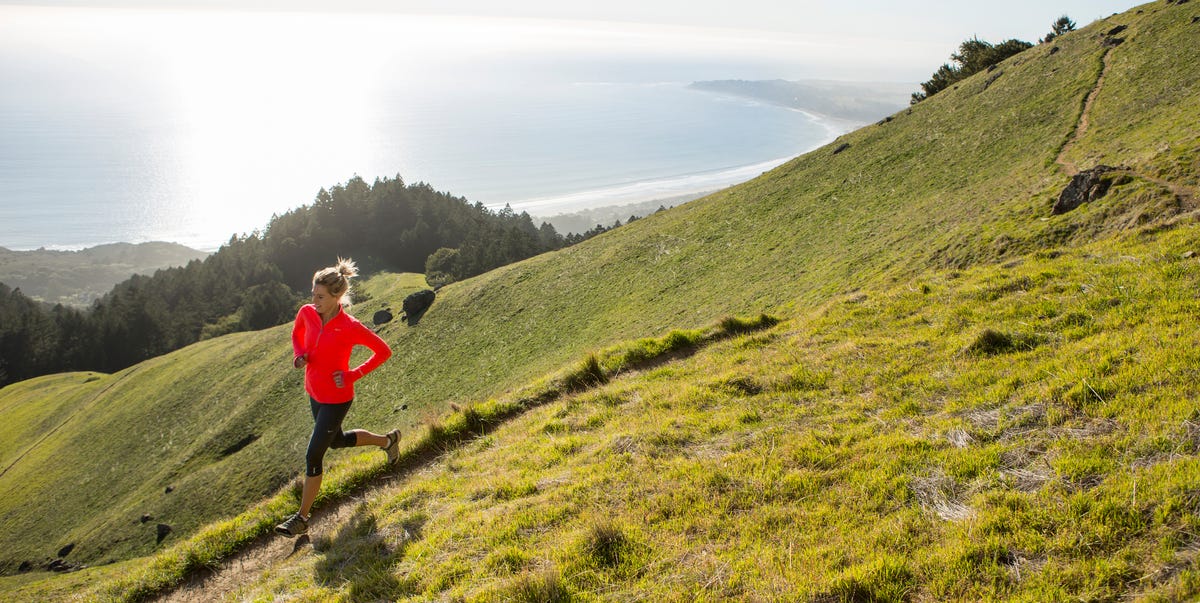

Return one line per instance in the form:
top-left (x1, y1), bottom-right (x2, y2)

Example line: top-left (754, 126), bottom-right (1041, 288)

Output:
top-left (156, 523), bottom-right (173, 544)
top-left (1102, 36), bottom-right (1125, 47)
top-left (832, 142), bottom-right (851, 155)
top-left (57, 543), bottom-right (75, 558)
top-left (164, 486), bottom-right (174, 494)
top-left (1107, 25), bottom-right (1128, 36)
top-left (1049, 46), bottom-right (1060, 55)
top-left (47, 559), bottom-right (75, 573)
top-left (1183, 250), bottom-right (1196, 259)
top-left (140, 513), bottom-right (153, 523)
top-left (18, 561), bottom-right (31, 573)
top-left (372, 308), bottom-right (394, 326)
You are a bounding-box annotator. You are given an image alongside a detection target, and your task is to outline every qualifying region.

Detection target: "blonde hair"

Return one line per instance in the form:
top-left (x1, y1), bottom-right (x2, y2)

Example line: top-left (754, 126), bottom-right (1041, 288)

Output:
top-left (313, 257), bottom-right (358, 305)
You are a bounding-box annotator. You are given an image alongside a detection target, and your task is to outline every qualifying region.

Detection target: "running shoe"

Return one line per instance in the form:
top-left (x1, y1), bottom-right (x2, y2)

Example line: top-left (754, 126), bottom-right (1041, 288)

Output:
top-left (275, 512), bottom-right (308, 537)
top-left (383, 429), bottom-right (401, 465)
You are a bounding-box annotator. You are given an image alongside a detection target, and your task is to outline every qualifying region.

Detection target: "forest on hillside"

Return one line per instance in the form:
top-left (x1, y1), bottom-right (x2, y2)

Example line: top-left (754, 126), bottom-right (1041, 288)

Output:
top-left (0, 175), bottom-right (623, 387)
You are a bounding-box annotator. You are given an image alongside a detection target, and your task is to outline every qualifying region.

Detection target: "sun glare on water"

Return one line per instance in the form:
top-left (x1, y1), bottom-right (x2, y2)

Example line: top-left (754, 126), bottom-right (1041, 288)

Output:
top-left (0, 5), bottom-right (857, 249)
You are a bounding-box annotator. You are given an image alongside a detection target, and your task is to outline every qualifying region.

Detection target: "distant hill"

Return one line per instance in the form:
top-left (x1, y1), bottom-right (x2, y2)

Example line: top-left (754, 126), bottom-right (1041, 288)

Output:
top-left (689, 78), bottom-right (912, 123)
top-left (534, 192), bottom-right (704, 235)
top-left (4, 2), bottom-right (1200, 601)
top-left (0, 242), bottom-right (209, 307)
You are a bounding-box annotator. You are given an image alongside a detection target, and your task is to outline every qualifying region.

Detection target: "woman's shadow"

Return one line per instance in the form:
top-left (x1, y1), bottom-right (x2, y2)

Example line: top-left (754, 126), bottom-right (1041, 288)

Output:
top-left (311, 504), bottom-right (427, 600)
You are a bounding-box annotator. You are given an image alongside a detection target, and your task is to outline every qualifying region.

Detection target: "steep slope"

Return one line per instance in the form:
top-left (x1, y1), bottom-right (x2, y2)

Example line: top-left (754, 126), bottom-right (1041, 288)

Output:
top-left (1, 0), bottom-right (1198, 598)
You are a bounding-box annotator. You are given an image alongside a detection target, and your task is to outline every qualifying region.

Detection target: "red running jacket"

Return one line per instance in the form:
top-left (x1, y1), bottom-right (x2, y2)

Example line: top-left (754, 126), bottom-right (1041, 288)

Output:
top-left (292, 304), bottom-right (392, 404)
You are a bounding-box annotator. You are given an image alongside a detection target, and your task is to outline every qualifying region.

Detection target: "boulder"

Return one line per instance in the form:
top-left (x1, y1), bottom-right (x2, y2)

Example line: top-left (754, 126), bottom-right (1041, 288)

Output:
top-left (401, 289), bottom-right (437, 326)
top-left (1052, 165), bottom-right (1122, 215)
top-left (57, 543), bottom-right (74, 558)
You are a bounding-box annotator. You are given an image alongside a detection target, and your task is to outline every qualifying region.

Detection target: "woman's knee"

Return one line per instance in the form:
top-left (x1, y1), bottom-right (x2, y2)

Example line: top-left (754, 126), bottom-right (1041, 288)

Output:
top-left (330, 430), bottom-right (358, 449)
top-left (305, 454), bottom-right (324, 477)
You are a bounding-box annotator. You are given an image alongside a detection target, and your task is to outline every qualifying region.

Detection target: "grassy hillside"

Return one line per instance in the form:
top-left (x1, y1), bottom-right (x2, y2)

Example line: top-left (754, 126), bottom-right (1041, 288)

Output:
top-left (1, 0), bottom-right (1198, 599)
top-left (150, 228), bottom-right (1200, 601)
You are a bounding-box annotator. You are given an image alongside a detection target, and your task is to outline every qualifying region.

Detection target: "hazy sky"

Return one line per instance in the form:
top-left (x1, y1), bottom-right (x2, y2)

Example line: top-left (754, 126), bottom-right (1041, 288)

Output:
top-left (3, 1), bottom-right (1145, 47)
top-left (1, 1), bottom-right (1147, 83)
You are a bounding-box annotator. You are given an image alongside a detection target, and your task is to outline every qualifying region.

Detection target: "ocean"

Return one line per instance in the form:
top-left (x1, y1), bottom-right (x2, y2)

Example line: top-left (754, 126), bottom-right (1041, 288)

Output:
top-left (0, 8), bottom-right (852, 251)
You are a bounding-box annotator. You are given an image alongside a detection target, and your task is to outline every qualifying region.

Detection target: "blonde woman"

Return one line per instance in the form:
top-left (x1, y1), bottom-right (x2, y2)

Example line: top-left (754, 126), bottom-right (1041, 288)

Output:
top-left (276, 258), bottom-right (400, 537)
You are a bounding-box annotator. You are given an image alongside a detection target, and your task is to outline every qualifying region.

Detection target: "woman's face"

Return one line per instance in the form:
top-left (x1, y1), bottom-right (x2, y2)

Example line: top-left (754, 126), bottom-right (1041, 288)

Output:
top-left (311, 283), bottom-right (340, 316)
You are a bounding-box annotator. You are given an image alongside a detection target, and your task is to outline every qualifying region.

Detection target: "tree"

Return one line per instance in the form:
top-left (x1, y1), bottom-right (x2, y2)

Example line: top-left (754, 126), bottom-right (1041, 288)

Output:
top-left (1041, 15), bottom-right (1076, 44)
top-left (912, 36), bottom-right (1032, 103)
top-left (425, 247), bottom-right (461, 286)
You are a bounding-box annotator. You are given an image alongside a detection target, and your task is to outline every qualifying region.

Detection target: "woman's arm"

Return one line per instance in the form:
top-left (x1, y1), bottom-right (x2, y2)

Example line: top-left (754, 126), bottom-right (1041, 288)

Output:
top-left (345, 322), bottom-right (392, 383)
top-left (292, 305), bottom-right (320, 367)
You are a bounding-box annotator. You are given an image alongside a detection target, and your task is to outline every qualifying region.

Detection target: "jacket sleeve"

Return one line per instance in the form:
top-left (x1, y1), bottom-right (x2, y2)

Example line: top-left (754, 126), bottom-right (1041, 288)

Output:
top-left (291, 305), bottom-right (319, 366)
top-left (347, 321), bottom-right (392, 382)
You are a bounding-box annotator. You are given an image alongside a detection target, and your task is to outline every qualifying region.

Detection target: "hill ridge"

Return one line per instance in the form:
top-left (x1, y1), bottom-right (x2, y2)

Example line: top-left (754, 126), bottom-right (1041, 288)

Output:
top-left (0, 370), bottom-right (127, 480)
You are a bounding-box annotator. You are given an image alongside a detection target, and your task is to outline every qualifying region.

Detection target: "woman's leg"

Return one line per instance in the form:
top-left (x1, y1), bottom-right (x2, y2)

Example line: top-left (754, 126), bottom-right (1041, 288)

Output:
top-left (342, 429), bottom-right (388, 447)
top-left (298, 400), bottom-right (354, 517)
top-left (299, 474), bottom-right (321, 519)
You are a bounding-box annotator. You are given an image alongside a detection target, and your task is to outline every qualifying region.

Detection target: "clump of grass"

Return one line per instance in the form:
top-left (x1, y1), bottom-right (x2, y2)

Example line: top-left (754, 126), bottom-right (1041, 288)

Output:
top-left (964, 328), bottom-right (1041, 356)
top-left (497, 569), bottom-right (572, 603)
top-left (825, 557), bottom-right (915, 603)
top-left (965, 328), bottom-right (1015, 355)
top-left (715, 313), bottom-right (780, 336)
top-left (560, 353), bottom-right (608, 393)
top-left (579, 520), bottom-right (629, 568)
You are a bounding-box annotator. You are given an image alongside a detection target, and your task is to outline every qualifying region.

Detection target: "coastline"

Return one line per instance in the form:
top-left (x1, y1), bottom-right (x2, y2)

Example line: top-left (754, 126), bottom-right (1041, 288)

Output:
top-left (502, 111), bottom-right (861, 217)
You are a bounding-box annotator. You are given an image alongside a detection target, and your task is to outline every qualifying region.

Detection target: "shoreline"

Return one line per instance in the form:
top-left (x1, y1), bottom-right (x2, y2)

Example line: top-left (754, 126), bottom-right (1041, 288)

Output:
top-left (498, 111), bottom-right (862, 217)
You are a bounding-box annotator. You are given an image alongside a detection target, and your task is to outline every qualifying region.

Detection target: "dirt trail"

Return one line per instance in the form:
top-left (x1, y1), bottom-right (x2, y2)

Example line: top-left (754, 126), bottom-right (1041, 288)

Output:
top-left (1054, 44), bottom-right (1197, 208)
top-left (1056, 47), bottom-right (1114, 176)
top-left (158, 482), bottom-right (392, 602)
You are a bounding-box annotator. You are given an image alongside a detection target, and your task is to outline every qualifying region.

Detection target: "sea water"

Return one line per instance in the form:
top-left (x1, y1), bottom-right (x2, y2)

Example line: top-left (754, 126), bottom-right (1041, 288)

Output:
top-left (0, 8), bottom-right (850, 251)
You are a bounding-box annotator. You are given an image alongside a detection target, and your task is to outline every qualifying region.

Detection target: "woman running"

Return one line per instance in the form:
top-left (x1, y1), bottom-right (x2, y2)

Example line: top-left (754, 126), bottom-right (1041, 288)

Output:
top-left (276, 257), bottom-right (400, 537)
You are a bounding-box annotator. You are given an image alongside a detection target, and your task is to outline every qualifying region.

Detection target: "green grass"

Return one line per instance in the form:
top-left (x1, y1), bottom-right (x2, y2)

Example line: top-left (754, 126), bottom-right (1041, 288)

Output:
top-left (171, 225), bottom-right (1200, 602)
top-left (2, 1), bottom-right (1199, 600)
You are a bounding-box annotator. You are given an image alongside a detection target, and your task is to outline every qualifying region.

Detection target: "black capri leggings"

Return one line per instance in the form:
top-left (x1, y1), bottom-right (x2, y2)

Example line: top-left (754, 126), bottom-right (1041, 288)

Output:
top-left (306, 398), bottom-right (358, 477)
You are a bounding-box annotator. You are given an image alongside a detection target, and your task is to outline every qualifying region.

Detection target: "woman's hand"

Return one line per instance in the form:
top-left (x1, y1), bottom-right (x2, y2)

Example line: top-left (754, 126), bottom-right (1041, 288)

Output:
top-left (333, 370), bottom-right (345, 388)
top-left (294, 355), bottom-right (307, 369)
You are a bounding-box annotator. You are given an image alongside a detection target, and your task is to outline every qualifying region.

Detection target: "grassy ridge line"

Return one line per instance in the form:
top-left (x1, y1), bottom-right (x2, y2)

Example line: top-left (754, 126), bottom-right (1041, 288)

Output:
top-left (73, 314), bottom-right (778, 602)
